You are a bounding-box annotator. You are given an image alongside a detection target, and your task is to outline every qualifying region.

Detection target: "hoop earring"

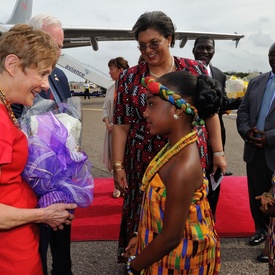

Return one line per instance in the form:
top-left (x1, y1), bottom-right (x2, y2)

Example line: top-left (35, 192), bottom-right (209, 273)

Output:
top-left (173, 114), bottom-right (179, 120)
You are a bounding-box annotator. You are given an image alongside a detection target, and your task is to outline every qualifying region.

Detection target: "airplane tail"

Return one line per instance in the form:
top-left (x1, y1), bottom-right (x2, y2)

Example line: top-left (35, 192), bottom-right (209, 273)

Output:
top-left (5, 0), bottom-right (33, 24)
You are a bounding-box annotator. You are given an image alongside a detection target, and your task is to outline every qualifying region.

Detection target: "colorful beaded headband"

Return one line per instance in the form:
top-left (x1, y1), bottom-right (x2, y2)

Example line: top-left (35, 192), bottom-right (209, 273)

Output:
top-left (142, 76), bottom-right (204, 126)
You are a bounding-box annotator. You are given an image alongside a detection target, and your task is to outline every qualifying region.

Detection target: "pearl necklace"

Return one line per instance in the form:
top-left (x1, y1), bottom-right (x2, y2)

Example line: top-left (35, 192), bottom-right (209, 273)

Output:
top-left (141, 131), bottom-right (197, 191)
top-left (0, 89), bottom-right (20, 128)
top-left (149, 56), bottom-right (175, 78)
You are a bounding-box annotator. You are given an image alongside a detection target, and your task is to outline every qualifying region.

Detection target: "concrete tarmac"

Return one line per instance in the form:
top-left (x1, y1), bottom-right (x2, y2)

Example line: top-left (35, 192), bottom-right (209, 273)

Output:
top-left (58, 97), bottom-right (269, 274)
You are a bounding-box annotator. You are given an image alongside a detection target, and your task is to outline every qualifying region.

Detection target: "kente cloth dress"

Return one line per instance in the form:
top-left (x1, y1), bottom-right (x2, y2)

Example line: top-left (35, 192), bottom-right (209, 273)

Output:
top-left (138, 173), bottom-right (220, 274)
top-left (0, 104), bottom-right (42, 275)
top-left (114, 57), bottom-right (209, 262)
top-left (264, 177), bottom-right (275, 269)
top-left (267, 218), bottom-right (275, 268)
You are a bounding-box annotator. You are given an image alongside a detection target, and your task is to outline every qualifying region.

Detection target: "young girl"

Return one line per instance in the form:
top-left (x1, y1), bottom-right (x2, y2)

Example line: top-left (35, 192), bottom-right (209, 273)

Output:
top-left (123, 71), bottom-right (221, 274)
top-left (256, 174), bottom-right (275, 274)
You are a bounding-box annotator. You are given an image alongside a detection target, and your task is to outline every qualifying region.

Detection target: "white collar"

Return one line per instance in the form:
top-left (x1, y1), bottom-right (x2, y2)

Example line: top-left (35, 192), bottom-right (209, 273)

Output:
top-left (206, 65), bottom-right (212, 78)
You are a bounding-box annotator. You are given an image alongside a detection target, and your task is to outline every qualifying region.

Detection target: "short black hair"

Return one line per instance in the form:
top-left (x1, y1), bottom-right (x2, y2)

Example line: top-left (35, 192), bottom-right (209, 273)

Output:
top-left (194, 35), bottom-right (215, 48)
top-left (132, 11), bottom-right (176, 47)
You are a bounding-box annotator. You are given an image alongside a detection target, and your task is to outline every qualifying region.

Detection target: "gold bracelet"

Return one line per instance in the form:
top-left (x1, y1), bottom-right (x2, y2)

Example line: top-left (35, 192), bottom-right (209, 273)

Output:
top-left (112, 161), bottom-right (124, 166)
top-left (213, 151), bottom-right (224, 157)
top-left (113, 167), bottom-right (124, 172)
top-left (113, 163), bottom-right (124, 168)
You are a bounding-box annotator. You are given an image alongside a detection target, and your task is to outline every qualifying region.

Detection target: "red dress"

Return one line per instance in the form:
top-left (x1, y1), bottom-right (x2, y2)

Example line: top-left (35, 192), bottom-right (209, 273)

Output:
top-left (114, 57), bottom-right (209, 262)
top-left (0, 104), bottom-right (42, 275)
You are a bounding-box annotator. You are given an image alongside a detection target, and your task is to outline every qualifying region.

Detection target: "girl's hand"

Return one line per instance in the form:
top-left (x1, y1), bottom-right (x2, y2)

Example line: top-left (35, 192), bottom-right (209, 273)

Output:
top-left (121, 236), bottom-right (138, 259)
top-left (255, 193), bottom-right (274, 210)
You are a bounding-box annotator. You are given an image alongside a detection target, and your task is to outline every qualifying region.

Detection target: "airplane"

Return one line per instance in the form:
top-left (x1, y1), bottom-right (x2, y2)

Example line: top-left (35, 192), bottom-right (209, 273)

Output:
top-left (0, 0), bottom-right (32, 34)
top-left (1, 0), bottom-right (245, 51)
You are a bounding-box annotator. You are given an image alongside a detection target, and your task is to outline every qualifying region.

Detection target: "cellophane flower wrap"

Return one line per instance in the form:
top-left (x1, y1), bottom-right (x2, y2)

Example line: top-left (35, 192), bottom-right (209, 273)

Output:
top-left (20, 95), bottom-right (94, 209)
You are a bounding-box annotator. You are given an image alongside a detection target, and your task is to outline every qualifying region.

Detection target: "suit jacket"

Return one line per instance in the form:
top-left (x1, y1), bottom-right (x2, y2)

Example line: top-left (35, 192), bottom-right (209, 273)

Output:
top-left (39, 67), bottom-right (71, 101)
top-left (237, 71), bottom-right (275, 170)
top-left (211, 65), bottom-right (242, 145)
top-left (12, 67), bottom-right (71, 118)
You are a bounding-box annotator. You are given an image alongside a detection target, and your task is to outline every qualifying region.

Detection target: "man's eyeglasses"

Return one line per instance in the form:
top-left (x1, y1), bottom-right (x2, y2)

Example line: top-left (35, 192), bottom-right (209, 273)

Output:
top-left (137, 38), bottom-right (165, 51)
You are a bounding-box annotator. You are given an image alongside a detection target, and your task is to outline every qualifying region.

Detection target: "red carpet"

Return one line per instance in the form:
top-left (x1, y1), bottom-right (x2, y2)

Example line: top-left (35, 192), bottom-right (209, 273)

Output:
top-left (71, 178), bottom-right (123, 241)
top-left (215, 176), bottom-right (254, 237)
top-left (72, 176), bottom-right (254, 241)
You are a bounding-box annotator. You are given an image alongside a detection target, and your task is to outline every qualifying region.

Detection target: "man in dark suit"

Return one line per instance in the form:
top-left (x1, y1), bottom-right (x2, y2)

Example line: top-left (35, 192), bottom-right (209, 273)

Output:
top-left (37, 70), bottom-right (72, 275)
top-left (237, 43), bottom-right (275, 262)
top-left (193, 35), bottom-right (242, 217)
top-left (40, 66), bottom-right (71, 102)
top-left (29, 14), bottom-right (73, 275)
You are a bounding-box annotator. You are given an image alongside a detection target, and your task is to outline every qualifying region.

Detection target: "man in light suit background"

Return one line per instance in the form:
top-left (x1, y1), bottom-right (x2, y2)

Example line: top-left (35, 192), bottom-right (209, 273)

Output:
top-left (237, 43), bottom-right (275, 262)
top-left (193, 35), bottom-right (242, 218)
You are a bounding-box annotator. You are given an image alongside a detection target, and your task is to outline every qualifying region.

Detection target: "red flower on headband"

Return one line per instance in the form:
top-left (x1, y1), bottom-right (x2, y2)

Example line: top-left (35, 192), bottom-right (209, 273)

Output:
top-left (143, 77), bottom-right (160, 95)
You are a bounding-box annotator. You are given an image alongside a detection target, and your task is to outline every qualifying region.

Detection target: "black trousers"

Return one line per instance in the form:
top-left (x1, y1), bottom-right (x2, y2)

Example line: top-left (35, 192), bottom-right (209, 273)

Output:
top-left (39, 224), bottom-right (73, 275)
top-left (246, 148), bottom-right (272, 235)
top-left (84, 89), bottom-right (90, 99)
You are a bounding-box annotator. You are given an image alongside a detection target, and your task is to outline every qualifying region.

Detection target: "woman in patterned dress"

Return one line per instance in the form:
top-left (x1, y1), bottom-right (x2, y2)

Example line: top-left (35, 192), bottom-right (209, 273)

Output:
top-left (112, 11), bottom-right (226, 263)
top-left (123, 71), bottom-right (220, 274)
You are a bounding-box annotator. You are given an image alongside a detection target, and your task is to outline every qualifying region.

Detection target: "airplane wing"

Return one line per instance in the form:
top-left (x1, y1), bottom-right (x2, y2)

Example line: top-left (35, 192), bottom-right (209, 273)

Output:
top-left (0, 0), bottom-right (245, 51)
top-left (62, 26), bottom-right (245, 51)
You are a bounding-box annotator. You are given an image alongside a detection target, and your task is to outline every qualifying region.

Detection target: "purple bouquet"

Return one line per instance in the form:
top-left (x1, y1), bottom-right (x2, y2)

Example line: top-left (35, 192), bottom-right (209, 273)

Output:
top-left (21, 96), bottom-right (94, 208)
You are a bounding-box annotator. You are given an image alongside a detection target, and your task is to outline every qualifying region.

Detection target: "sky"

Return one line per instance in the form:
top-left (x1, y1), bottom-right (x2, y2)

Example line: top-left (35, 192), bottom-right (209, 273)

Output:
top-left (1, 0), bottom-right (275, 82)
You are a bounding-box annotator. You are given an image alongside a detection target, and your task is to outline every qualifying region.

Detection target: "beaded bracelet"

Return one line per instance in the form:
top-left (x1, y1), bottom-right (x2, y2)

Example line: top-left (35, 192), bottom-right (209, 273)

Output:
top-left (126, 256), bottom-right (144, 275)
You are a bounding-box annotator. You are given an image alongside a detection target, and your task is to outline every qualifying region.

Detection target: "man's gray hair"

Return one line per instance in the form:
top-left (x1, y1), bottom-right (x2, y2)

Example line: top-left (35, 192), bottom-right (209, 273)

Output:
top-left (27, 13), bottom-right (62, 31)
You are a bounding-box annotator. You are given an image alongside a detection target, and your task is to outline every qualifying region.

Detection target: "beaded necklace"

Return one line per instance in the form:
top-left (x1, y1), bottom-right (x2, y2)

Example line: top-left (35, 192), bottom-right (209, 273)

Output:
top-left (0, 89), bottom-right (20, 128)
top-left (141, 130), bottom-right (197, 191)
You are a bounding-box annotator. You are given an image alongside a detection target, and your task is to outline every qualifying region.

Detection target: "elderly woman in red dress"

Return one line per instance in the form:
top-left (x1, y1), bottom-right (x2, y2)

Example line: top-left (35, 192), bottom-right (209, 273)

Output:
top-left (0, 24), bottom-right (76, 274)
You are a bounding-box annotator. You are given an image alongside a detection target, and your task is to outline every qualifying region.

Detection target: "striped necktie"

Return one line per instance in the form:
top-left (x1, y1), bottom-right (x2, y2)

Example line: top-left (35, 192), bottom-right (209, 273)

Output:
top-left (256, 76), bottom-right (275, 131)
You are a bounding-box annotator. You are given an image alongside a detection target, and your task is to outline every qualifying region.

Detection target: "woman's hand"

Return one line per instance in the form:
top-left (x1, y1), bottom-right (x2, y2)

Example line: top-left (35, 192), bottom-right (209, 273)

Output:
top-left (112, 124), bottom-right (130, 193)
top-left (212, 155), bottom-right (227, 175)
top-left (42, 203), bottom-right (77, 230)
top-left (106, 122), bottom-right (113, 133)
top-left (113, 169), bottom-right (129, 194)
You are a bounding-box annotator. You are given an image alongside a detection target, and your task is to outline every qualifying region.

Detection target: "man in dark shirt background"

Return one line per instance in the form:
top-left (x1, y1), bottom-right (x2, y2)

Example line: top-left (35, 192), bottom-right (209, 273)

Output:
top-left (193, 35), bottom-right (243, 218)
